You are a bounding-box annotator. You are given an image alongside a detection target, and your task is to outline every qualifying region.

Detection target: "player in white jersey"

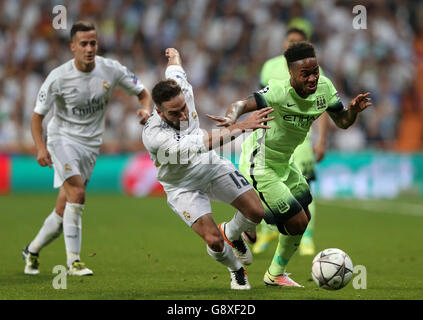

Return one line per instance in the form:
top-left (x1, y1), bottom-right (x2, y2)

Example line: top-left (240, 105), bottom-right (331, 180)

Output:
top-left (143, 48), bottom-right (274, 290)
top-left (22, 21), bottom-right (153, 276)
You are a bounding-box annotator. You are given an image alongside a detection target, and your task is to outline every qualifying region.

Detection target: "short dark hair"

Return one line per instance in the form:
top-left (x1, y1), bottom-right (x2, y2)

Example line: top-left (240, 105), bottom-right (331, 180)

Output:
top-left (286, 27), bottom-right (307, 40)
top-left (284, 41), bottom-right (316, 68)
top-left (152, 79), bottom-right (182, 108)
top-left (70, 21), bottom-right (96, 40)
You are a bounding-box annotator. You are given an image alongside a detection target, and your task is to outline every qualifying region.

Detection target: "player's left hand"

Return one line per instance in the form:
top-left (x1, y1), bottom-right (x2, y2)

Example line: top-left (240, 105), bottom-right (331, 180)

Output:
top-left (136, 109), bottom-right (150, 125)
top-left (349, 92), bottom-right (372, 113)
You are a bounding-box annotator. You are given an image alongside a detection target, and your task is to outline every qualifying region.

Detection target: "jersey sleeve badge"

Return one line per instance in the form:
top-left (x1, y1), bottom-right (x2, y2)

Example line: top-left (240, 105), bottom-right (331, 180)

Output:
top-left (258, 86), bottom-right (270, 94)
top-left (38, 90), bottom-right (47, 103)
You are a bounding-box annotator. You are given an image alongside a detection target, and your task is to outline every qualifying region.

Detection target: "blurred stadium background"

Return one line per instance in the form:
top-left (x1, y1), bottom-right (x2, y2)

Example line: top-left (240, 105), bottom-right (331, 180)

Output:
top-left (0, 0), bottom-right (422, 197)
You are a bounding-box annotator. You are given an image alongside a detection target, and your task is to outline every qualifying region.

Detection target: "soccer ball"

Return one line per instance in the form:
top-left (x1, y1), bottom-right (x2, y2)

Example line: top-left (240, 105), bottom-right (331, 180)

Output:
top-left (311, 248), bottom-right (354, 290)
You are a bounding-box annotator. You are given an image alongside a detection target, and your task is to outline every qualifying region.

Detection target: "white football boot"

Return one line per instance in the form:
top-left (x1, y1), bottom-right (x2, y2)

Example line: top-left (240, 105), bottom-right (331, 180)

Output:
top-left (230, 267), bottom-right (251, 290)
top-left (67, 261), bottom-right (93, 276)
top-left (219, 222), bottom-right (253, 265)
top-left (22, 246), bottom-right (40, 275)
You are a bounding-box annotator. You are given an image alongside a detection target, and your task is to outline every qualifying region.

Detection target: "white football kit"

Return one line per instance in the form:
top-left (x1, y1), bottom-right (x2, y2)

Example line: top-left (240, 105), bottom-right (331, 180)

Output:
top-left (142, 65), bottom-right (252, 226)
top-left (34, 56), bottom-right (145, 187)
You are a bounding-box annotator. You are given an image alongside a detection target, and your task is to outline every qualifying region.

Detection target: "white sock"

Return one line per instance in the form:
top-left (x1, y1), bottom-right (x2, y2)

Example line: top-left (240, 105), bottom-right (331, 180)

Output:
top-left (63, 202), bottom-right (84, 267)
top-left (206, 242), bottom-right (242, 272)
top-left (28, 209), bottom-right (63, 254)
top-left (224, 211), bottom-right (258, 242)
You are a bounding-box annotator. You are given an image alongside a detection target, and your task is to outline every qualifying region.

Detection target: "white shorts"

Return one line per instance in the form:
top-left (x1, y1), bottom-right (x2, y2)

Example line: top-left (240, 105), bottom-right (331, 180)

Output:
top-left (47, 138), bottom-right (99, 188)
top-left (166, 168), bottom-right (253, 227)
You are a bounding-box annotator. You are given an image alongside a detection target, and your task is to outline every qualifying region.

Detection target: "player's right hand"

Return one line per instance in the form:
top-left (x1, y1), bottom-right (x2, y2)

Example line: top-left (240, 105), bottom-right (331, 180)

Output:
top-left (37, 147), bottom-right (52, 168)
top-left (205, 114), bottom-right (235, 127)
top-left (165, 48), bottom-right (179, 58)
top-left (165, 48), bottom-right (182, 66)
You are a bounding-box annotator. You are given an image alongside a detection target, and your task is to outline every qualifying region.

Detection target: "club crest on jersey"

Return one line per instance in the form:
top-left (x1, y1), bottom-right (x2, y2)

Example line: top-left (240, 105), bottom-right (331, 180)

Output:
top-left (191, 112), bottom-right (198, 121)
top-left (183, 211), bottom-right (191, 221)
top-left (102, 80), bottom-right (110, 92)
top-left (64, 164), bottom-right (72, 172)
top-left (316, 95), bottom-right (327, 110)
top-left (276, 200), bottom-right (290, 213)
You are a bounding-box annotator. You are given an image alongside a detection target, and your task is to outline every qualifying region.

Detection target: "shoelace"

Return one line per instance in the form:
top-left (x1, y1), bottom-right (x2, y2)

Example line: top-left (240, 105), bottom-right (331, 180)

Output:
top-left (29, 256), bottom-right (39, 268)
top-left (232, 239), bottom-right (247, 254)
top-left (233, 268), bottom-right (246, 285)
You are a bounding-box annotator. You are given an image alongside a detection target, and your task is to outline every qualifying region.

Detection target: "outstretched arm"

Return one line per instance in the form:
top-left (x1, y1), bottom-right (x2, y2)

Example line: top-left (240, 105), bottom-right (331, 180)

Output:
top-left (203, 107), bottom-right (274, 150)
top-left (137, 48), bottom-right (181, 125)
top-left (327, 92), bottom-right (372, 129)
top-left (206, 95), bottom-right (259, 127)
top-left (153, 107), bottom-right (274, 160)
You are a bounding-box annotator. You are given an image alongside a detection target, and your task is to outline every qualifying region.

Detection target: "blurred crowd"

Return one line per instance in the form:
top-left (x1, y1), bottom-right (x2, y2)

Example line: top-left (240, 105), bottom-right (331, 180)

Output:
top-left (0, 0), bottom-right (422, 154)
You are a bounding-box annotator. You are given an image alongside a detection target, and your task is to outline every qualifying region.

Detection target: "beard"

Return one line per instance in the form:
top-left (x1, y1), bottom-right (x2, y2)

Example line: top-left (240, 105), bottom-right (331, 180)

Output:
top-left (163, 116), bottom-right (189, 131)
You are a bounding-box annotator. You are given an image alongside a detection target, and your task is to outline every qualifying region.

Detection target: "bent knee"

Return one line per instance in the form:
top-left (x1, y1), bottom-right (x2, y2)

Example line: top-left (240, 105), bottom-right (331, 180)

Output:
top-left (285, 215), bottom-right (309, 235)
top-left (294, 220), bottom-right (308, 235)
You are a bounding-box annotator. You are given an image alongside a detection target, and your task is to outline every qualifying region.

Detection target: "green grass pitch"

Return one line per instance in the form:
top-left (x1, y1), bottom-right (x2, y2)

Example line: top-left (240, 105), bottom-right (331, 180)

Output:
top-left (1, 194), bottom-right (422, 300)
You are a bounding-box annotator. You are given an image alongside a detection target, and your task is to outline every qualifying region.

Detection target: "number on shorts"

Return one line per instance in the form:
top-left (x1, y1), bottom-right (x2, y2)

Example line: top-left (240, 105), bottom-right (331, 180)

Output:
top-left (229, 171), bottom-right (249, 189)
